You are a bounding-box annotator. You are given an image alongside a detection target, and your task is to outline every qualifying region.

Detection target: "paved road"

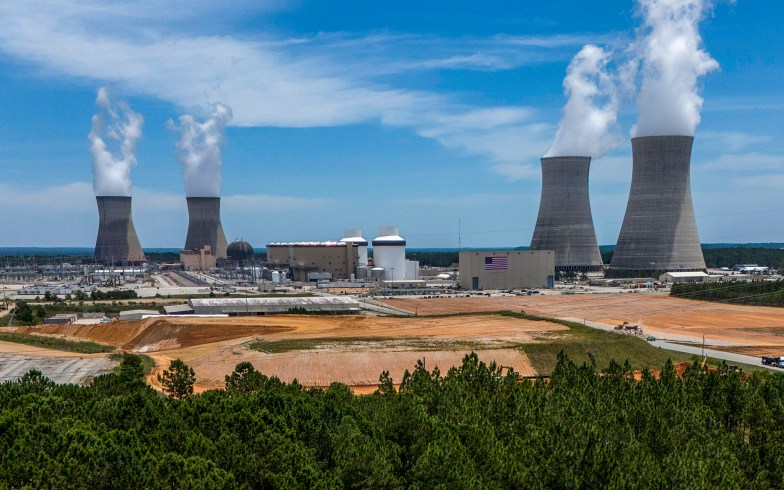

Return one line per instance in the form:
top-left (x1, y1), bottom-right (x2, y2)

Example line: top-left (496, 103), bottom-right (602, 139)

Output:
top-left (560, 316), bottom-right (781, 372)
top-left (650, 340), bottom-right (781, 371)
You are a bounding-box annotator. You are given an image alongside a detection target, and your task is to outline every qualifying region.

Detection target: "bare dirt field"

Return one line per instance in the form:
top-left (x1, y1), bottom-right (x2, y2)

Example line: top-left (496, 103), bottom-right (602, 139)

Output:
top-left (380, 294), bottom-right (784, 351)
top-left (15, 314), bottom-right (560, 391)
top-left (0, 340), bottom-right (115, 385)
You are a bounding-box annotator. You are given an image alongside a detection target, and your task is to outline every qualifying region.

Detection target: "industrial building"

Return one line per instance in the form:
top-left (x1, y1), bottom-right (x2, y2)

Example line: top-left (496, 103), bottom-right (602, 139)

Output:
top-left (189, 296), bottom-right (360, 315)
top-left (119, 309), bottom-right (159, 320)
top-left (44, 314), bottom-right (77, 325)
top-left (530, 156), bottom-right (603, 271)
top-left (459, 250), bottom-right (555, 290)
top-left (266, 242), bottom-right (359, 282)
top-left (610, 136), bottom-right (706, 275)
top-left (340, 229), bottom-right (368, 267)
top-left (184, 197), bottom-right (228, 259)
top-left (659, 271), bottom-right (712, 283)
top-left (371, 227), bottom-right (419, 280)
top-left (180, 246), bottom-right (216, 271)
top-left (94, 196), bottom-right (146, 263)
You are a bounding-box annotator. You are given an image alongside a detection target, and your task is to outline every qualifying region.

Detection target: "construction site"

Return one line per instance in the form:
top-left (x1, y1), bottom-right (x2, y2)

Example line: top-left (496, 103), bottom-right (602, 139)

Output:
top-left (3, 287), bottom-right (784, 392)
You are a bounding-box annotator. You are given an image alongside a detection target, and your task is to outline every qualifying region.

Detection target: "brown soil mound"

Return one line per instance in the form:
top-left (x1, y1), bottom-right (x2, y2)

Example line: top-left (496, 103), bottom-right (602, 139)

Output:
top-left (17, 318), bottom-right (295, 351)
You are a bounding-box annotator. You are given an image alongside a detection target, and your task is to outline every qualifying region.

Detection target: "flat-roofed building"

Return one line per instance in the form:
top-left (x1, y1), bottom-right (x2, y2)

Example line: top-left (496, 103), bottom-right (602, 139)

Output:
top-left (44, 314), bottom-right (78, 325)
top-left (189, 296), bottom-right (360, 315)
top-left (267, 242), bottom-right (359, 282)
top-left (459, 250), bottom-right (555, 290)
top-left (659, 271), bottom-right (711, 283)
top-left (180, 246), bottom-right (216, 271)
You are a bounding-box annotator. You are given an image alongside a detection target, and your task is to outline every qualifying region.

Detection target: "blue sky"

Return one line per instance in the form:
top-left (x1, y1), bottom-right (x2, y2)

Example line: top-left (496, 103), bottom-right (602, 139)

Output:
top-left (0, 1), bottom-right (782, 248)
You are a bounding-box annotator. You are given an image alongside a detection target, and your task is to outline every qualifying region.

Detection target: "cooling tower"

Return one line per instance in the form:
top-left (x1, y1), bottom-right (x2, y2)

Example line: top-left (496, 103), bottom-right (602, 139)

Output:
top-left (184, 197), bottom-right (228, 259)
top-left (610, 135), bottom-right (705, 274)
top-left (530, 156), bottom-right (603, 271)
top-left (94, 196), bottom-right (146, 263)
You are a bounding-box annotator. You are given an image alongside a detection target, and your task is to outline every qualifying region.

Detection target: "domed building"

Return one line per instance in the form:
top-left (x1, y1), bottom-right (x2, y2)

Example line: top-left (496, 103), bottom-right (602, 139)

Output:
top-left (227, 239), bottom-right (254, 264)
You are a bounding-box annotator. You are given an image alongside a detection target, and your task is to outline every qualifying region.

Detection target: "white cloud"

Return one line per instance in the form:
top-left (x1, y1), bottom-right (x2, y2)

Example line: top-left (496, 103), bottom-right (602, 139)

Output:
top-left (224, 194), bottom-right (335, 212)
top-left (0, 182), bottom-right (95, 211)
top-left (491, 163), bottom-right (540, 181)
top-left (0, 2), bottom-right (594, 180)
top-left (697, 131), bottom-right (772, 152)
top-left (695, 152), bottom-right (784, 172)
top-left (392, 193), bottom-right (521, 208)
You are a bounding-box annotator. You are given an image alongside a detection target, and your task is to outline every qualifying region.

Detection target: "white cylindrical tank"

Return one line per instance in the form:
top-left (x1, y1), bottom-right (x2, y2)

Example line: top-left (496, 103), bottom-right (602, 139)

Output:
top-left (340, 228), bottom-right (368, 266)
top-left (370, 267), bottom-right (385, 280)
top-left (372, 226), bottom-right (406, 281)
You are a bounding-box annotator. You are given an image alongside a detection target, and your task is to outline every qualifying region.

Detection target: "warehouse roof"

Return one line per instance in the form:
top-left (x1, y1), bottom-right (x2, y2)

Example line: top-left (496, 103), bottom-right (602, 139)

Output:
top-left (661, 271), bottom-right (709, 278)
top-left (190, 296), bottom-right (358, 307)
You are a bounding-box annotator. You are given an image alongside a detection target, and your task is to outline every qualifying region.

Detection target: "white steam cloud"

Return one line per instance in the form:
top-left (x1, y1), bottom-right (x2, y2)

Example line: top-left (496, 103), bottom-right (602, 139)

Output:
top-left (544, 44), bottom-right (620, 158)
top-left (171, 103), bottom-right (232, 197)
top-left (632, 0), bottom-right (718, 137)
top-left (89, 87), bottom-right (143, 196)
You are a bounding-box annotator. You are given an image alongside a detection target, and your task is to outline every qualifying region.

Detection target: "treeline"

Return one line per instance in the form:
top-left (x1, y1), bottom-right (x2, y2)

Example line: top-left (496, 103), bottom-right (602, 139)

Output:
top-left (602, 247), bottom-right (784, 272)
top-left (671, 280), bottom-right (784, 307)
top-left (8, 299), bottom-right (163, 326)
top-left (702, 247), bottom-right (784, 270)
top-left (2, 353), bottom-right (784, 488)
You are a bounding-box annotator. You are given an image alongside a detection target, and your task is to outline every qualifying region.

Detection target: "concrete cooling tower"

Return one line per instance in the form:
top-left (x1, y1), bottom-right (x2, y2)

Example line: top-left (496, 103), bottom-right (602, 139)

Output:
top-left (94, 196), bottom-right (146, 263)
top-left (610, 135), bottom-right (705, 274)
top-left (184, 197), bottom-right (228, 259)
top-left (530, 156), bottom-right (603, 271)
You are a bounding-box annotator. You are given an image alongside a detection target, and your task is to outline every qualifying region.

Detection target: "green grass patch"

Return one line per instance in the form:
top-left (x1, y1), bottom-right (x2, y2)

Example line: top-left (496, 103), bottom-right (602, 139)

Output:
top-left (0, 332), bottom-right (115, 354)
top-left (248, 337), bottom-right (489, 354)
top-left (496, 311), bottom-right (691, 374)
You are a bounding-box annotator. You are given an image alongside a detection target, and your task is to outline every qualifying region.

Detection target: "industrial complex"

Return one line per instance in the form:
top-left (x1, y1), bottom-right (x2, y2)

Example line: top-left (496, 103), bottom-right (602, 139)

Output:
top-left (87, 130), bottom-right (713, 285)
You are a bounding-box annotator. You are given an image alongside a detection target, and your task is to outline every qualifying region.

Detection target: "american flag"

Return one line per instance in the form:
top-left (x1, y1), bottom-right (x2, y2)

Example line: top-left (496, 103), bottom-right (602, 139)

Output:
top-left (484, 256), bottom-right (508, 270)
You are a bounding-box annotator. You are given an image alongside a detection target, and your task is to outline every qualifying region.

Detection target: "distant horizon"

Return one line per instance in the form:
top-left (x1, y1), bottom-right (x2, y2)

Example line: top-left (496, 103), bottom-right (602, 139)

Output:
top-left (1, 242), bottom-right (782, 257)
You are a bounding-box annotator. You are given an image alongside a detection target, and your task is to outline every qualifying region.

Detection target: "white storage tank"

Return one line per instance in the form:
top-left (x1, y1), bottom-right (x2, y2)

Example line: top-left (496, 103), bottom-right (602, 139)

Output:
top-left (372, 226), bottom-right (407, 281)
top-left (370, 267), bottom-right (385, 280)
top-left (340, 229), bottom-right (368, 266)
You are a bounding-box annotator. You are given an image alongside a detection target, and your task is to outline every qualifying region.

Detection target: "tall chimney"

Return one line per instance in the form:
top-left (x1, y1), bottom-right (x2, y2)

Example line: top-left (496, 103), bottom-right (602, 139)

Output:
top-left (94, 196), bottom-right (145, 263)
top-left (610, 135), bottom-right (705, 274)
top-left (184, 197), bottom-right (228, 259)
top-left (530, 156), bottom-right (603, 271)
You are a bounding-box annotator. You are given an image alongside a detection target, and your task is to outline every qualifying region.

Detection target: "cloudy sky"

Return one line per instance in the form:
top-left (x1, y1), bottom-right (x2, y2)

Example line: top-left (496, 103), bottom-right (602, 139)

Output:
top-left (0, 1), bottom-right (782, 248)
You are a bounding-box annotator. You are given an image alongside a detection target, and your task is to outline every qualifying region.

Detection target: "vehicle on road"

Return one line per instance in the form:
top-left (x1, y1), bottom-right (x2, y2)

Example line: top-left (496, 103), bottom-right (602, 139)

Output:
top-left (761, 356), bottom-right (784, 368)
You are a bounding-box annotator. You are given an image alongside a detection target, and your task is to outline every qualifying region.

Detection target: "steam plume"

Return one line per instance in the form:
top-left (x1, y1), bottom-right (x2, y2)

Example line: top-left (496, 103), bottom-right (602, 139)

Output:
top-left (89, 88), bottom-right (143, 196)
top-left (632, 0), bottom-right (718, 137)
top-left (544, 44), bottom-right (619, 158)
top-left (171, 103), bottom-right (232, 197)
